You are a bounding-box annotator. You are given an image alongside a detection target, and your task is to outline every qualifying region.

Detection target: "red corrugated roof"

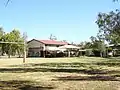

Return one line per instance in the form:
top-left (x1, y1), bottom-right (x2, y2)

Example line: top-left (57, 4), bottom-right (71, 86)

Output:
top-left (40, 40), bottom-right (68, 45)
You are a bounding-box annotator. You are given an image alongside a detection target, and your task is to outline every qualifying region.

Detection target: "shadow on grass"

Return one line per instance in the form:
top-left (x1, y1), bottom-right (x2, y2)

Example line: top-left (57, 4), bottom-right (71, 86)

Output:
top-left (0, 80), bottom-right (55, 90)
top-left (53, 75), bottom-right (120, 81)
top-left (1, 62), bottom-right (120, 81)
top-left (5, 62), bottom-right (120, 75)
top-left (11, 62), bottom-right (120, 68)
top-left (0, 68), bottom-right (104, 74)
top-left (0, 67), bottom-right (120, 75)
top-left (27, 62), bottom-right (120, 67)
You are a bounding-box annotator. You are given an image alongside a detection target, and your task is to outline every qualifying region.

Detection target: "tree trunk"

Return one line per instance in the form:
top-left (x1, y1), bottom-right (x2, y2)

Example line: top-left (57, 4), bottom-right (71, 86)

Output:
top-left (18, 53), bottom-right (21, 58)
top-left (1, 52), bottom-right (4, 56)
top-left (106, 49), bottom-right (108, 58)
top-left (43, 51), bottom-right (46, 58)
top-left (100, 52), bottom-right (103, 57)
top-left (7, 45), bottom-right (11, 58)
top-left (68, 50), bottom-right (70, 57)
top-left (17, 50), bottom-right (21, 58)
top-left (8, 53), bottom-right (10, 58)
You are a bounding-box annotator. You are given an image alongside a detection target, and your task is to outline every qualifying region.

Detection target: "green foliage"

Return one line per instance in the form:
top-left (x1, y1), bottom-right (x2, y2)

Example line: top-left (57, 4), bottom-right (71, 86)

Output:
top-left (89, 35), bottom-right (107, 57)
top-left (78, 41), bottom-right (93, 49)
top-left (0, 27), bottom-right (4, 40)
top-left (96, 10), bottom-right (120, 45)
top-left (90, 36), bottom-right (106, 51)
top-left (86, 49), bottom-right (93, 56)
top-left (107, 47), bottom-right (113, 52)
top-left (0, 28), bottom-right (24, 58)
top-left (84, 42), bottom-right (92, 49)
top-left (0, 27), bottom-right (5, 55)
top-left (92, 49), bottom-right (101, 57)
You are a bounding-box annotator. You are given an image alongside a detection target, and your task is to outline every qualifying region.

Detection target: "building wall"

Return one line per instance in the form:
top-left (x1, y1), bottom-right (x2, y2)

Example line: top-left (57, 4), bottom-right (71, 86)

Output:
top-left (28, 40), bottom-right (45, 49)
top-left (28, 40), bottom-right (45, 57)
top-left (27, 39), bottom-right (65, 57)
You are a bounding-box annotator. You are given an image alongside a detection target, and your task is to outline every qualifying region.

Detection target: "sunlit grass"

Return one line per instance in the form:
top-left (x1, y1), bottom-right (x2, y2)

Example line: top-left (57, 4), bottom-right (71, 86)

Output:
top-left (0, 57), bottom-right (120, 90)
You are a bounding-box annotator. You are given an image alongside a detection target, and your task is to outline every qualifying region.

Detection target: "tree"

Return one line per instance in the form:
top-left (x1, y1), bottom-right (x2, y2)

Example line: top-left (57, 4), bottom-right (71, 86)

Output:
top-left (0, 27), bottom-right (5, 55)
top-left (11, 29), bottom-right (24, 58)
top-left (84, 42), bottom-right (92, 49)
top-left (49, 34), bottom-right (57, 40)
top-left (90, 36), bottom-right (106, 57)
top-left (2, 29), bottom-right (24, 58)
top-left (0, 27), bottom-right (4, 39)
top-left (78, 42), bottom-right (85, 49)
top-left (16, 38), bottom-right (24, 58)
top-left (96, 9), bottom-right (120, 45)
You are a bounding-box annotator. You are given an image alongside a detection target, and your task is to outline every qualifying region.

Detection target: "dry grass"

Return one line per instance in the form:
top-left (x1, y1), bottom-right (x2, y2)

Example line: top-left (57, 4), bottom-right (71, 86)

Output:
top-left (0, 57), bottom-right (120, 90)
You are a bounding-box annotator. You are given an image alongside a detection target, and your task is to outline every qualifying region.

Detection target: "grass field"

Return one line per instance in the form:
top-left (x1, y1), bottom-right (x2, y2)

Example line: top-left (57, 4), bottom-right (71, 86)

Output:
top-left (0, 57), bottom-right (120, 90)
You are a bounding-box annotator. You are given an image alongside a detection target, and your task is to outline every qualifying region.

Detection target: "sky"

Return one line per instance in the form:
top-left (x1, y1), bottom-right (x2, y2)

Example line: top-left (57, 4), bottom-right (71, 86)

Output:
top-left (0, 0), bottom-right (119, 43)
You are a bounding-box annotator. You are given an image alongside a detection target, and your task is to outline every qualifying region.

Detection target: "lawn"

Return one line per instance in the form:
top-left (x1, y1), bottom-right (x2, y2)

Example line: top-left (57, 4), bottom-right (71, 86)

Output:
top-left (0, 57), bottom-right (120, 90)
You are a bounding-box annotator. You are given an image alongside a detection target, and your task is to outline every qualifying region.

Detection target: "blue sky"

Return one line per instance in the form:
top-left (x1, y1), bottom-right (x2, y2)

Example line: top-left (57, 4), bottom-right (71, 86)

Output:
top-left (0, 0), bottom-right (119, 43)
